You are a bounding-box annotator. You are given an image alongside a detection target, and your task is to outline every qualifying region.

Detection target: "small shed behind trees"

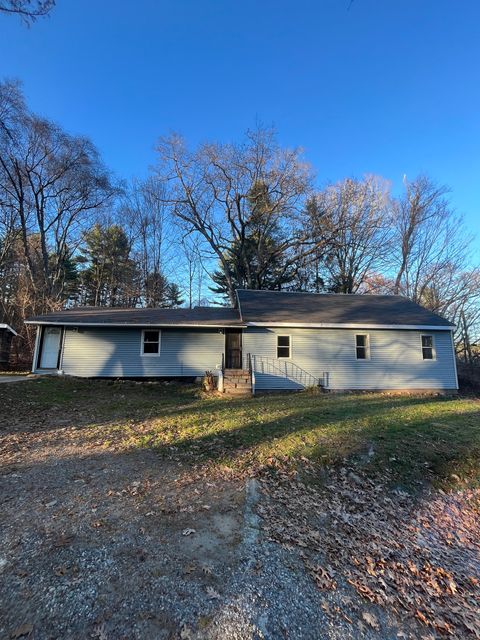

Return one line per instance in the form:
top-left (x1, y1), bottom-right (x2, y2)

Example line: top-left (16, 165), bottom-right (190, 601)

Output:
top-left (0, 324), bottom-right (17, 369)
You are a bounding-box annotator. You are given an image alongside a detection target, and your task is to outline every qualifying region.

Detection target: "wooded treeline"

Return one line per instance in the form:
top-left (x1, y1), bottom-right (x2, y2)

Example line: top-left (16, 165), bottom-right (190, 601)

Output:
top-left (1, 80), bottom-right (479, 363)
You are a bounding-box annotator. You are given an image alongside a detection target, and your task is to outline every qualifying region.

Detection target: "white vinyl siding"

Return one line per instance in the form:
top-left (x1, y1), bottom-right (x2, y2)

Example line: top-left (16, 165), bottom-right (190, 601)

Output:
top-left (60, 328), bottom-right (224, 377)
top-left (243, 327), bottom-right (457, 391)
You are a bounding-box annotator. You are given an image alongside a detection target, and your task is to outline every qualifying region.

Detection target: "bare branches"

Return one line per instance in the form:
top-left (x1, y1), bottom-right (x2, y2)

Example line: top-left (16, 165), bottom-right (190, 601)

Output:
top-left (154, 126), bottom-right (314, 305)
top-left (0, 0), bottom-right (55, 24)
top-left (310, 176), bottom-right (392, 293)
top-left (1, 81), bottom-right (480, 364)
top-left (0, 80), bottom-right (115, 322)
top-left (392, 175), bottom-right (454, 297)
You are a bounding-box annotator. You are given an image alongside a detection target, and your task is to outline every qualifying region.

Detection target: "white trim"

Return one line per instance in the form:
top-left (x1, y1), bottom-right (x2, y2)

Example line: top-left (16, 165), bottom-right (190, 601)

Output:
top-left (245, 322), bottom-right (454, 331)
top-left (32, 326), bottom-right (41, 372)
top-left (37, 326), bottom-right (63, 370)
top-left (141, 328), bottom-right (161, 357)
top-left (277, 334), bottom-right (291, 359)
top-left (25, 321), bottom-right (246, 329)
top-left (24, 320), bottom-right (454, 331)
top-left (450, 329), bottom-right (459, 390)
top-left (355, 333), bottom-right (370, 360)
top-left (59, 327), bottom-right (66, 370)
top-left (0, 323), bottom-right (18, 336)
top-left (421, 333), bottom-right (436, 361)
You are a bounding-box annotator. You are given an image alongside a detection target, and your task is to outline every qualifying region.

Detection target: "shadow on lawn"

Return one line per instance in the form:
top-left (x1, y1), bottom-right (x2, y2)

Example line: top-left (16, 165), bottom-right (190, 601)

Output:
top-left (2, 382), bottom-right (478, 640)
top-left (4, 377), bottom-right (480, 487)
top-left (120, 391), bottom-right (479, 487)
top-left (162, 403), bottom-right (480, 480)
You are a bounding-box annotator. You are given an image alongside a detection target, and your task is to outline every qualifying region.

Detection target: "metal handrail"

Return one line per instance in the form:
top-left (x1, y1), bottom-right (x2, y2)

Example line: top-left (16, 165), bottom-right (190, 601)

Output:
top-left (251, 355), bottom-right (326, 388)
top-left (241, 352), bottom-right (253, 373)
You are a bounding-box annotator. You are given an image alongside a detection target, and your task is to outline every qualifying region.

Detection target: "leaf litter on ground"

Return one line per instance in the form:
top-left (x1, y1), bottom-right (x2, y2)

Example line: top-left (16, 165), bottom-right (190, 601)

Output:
top-left (258, 461), bottom-right (480, 638)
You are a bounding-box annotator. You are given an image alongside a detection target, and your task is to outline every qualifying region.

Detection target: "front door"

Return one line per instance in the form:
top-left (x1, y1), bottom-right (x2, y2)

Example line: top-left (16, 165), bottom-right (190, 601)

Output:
top-left (225, 329), bottom-right (242, 369)
top-left (39, 327), bottom-right (62, 369)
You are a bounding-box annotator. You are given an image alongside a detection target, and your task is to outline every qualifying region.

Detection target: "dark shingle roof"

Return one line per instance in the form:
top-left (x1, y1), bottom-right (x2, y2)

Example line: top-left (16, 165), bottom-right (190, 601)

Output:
top-left (236, 290), bottom-right (454, 327)
top-left (26, 307), bottom-right (243, 327)
top-left (25, 291), bottom-right (454, 328)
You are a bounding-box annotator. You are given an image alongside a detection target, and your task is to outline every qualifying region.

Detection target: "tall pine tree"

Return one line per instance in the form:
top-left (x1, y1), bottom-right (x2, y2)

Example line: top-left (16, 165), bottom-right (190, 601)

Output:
top-left (210, 181), bottom-right (295, 301)
top-left (78, 223), bottom-right (139, 307)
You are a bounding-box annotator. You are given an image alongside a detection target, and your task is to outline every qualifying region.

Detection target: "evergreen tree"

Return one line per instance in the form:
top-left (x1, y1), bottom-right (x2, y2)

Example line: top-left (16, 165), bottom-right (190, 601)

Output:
top-left (164, 282), bottom-right (184, 308)
top-left (210, 181), bottom-right (295, 301)
top-left (143, 270), bottom-right (184, 308)
top-left (78, 223), bottom-right (139, 307)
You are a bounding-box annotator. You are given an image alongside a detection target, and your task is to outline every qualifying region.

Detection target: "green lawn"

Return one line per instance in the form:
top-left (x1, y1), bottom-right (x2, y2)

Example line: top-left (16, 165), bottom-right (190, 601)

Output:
top-left (6, 377), bottom-right (480, 488)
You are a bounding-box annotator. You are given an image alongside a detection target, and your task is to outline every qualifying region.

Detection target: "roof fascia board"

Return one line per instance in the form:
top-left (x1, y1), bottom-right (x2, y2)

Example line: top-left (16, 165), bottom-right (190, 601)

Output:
top-left (24, 320), bottom-right (246, 328)
top-left (0, 323), bottom-right (18, 336)
top-left (245, 322), bottom-right (454, 330)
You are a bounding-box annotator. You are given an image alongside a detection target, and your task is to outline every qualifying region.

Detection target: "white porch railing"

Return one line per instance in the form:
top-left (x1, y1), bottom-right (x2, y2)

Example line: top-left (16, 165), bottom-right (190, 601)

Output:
top-left (250, 354), bottom-right (328, 389)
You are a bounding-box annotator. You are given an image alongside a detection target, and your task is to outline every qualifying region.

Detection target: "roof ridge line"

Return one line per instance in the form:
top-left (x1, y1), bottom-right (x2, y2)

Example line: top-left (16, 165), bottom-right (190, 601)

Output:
top-left (236, 288), bottom-right (404, 297)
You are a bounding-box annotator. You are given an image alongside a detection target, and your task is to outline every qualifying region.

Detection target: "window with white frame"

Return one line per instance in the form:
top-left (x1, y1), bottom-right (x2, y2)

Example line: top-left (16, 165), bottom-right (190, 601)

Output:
top-left (421, 334), bottom-right (435, 360)
top-left (277, 335), bottom-right (291, 359)
top-left (141, 329), bottom-right (161, 356)
top-left (355, 334), bottom-right (370, 360)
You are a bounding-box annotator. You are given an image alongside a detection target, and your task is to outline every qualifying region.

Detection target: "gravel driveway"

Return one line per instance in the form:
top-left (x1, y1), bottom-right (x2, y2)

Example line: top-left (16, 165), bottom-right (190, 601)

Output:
top-left (1, 380), bottom-right (477, 639)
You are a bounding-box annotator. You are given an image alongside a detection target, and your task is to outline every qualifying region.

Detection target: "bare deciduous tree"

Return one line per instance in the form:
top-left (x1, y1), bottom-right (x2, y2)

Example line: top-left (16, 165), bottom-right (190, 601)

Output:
top-left (389, 175), bottom-right (480, 360)
top-left (391, 175), bottom-right (469, 301)
top-left (311, 176), bottom-right (391, 293)
top-left (154, 127), bottom-right (316, 306)
top-left (117, 177), bottom-right (182, 307)
top-left (0, 118), bottom-right (114, 304)
top-left (180, 234), bottom-right (206, 308)
top-left (0, 80), bottom-right (115, 319)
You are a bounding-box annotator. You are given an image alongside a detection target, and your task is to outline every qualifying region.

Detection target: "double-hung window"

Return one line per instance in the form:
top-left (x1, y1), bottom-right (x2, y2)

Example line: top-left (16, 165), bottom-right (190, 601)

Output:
top-left (277, 335), bottom-right (291, 359)
top-left (355, 334), bottom-right (370, 360)
top-left (421, 335), bottom-right (435, 360)
top-left (141, 329), bottom-right (161, 356)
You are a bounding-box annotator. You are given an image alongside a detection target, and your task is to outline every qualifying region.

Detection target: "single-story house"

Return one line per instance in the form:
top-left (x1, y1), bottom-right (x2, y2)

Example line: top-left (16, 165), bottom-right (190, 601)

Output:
top-left (25, 289), bottom-right (458, 393)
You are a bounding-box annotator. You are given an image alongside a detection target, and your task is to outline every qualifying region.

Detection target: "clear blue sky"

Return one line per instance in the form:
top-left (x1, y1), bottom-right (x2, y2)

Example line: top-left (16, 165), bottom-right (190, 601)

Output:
top-left (1, 0), bottom-right (480, 248)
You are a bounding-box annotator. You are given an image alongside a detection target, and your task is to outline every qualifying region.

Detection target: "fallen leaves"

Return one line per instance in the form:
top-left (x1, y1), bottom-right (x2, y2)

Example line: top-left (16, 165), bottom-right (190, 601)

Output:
top-left (260, 464), bottom-right (480, 637)
top-left (305, 562), bottom-right (337, 591)
top-left (10, 623), bottom-right (33, 638)
top-left (362, 611), bottom-right (379, 630)
top-left (179, 625), bottom-right (192, 639)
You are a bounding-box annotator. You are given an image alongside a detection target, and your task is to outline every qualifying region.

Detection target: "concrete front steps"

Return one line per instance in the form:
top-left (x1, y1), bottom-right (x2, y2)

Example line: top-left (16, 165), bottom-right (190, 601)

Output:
top-left (223, 369), bottom-right (252, 396)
